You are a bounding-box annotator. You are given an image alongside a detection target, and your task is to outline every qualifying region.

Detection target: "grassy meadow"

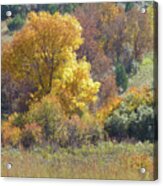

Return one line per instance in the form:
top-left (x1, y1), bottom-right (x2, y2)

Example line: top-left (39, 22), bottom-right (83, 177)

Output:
top-left (2, 142), bottom-right (155, 180)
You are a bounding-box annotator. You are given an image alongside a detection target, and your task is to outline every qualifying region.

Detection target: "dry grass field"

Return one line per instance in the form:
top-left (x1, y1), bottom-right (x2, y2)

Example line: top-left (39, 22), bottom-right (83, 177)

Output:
top-left (1, 142), bottom-right (156, 180)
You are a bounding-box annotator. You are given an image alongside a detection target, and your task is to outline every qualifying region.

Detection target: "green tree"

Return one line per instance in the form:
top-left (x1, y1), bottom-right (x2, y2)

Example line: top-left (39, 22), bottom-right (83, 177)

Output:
top-left (115, 64), bottom-right (128, 92)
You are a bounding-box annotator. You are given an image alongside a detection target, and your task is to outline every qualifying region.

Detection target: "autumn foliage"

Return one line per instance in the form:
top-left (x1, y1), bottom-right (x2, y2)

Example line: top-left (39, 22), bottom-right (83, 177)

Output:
top-left (2, 121), bottom-right (21, 146)
top-left (2, 2), bottom-right (156, 149)
top-left (3, 12), bottom-right (83, 95)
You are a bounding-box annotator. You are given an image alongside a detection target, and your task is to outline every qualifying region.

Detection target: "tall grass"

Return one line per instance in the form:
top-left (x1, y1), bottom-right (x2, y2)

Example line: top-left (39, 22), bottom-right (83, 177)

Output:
top-left (1, 142), bottom-right (155, 180)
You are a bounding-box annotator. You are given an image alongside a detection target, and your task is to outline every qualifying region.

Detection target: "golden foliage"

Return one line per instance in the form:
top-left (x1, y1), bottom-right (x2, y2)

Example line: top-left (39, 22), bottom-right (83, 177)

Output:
top-left (2, 121), bottom-right (21, 146)
top-left (52, 57), bottom-right (101, 114)
top-left (2, 11), bottom-right (83, 95)
top-left (2, 11), bottom-right (100, 112)
top-left (124, 86), bottom-right (153, 111)
top-left (96, 85), bottom-right (153, 125)
top-left (96, 97), bottom-right (122, 125)
top-left (129, 154), bottom-right (153, 171)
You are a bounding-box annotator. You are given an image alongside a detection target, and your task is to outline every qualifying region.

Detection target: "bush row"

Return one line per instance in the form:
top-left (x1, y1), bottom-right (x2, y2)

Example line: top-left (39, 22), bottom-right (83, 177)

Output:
top-left (2, 95), bottom-right (103, 149)
top-left (104, 86), bottom-right (156, 142)
top-left (2, 86), bottom-right (156, 149)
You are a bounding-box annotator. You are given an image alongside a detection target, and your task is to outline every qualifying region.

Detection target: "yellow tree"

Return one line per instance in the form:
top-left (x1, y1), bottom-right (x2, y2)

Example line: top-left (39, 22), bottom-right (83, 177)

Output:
top-left (52, 56), bottom-right (100, 114)
top-left (2, 11), bottom-right (100, 113)
top-left (2, 11), bottom-right (83, 95)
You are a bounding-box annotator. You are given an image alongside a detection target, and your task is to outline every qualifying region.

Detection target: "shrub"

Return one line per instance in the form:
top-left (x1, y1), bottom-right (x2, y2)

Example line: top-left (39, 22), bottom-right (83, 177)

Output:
top-left (9, 95), bottom-right (103, 149)
top-left (9, 112), bottom-right (26, 129)
top-left (26, 95), bottom-right (66, 143)
top-left (96, 97), bottom-right (122, 125)
top-left (104, 86), bottom-right (155, 142)
top-left (104, 105), bottom-right (155, 142)
top-left (21, 123), bottom-right (42, 149)
top-left (62, 114), bottom-right (103, 148)
top-left (128, 105), bottom-right (155, 142)
top-left (124, 86), bottom-right (153, 112)
top-left (2, 121), bottom-right (21, 146)
top-left (104, 110), bottom-right (132, 141)
top-left (7, 14), bottom-right (25, 31)
top-left (61, 115), bottom-right (86, 147)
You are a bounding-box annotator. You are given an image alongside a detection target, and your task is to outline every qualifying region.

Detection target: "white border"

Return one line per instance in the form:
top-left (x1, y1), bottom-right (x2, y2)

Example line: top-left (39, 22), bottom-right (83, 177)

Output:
top-left (0, 0), bottom-right (159, 5)
top-left (0, 0), bottom-right (162, 185)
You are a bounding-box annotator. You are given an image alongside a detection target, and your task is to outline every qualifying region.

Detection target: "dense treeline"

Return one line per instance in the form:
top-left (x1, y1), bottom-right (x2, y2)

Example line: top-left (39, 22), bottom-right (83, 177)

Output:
top-left (1, 2), bottom-right (156, 149)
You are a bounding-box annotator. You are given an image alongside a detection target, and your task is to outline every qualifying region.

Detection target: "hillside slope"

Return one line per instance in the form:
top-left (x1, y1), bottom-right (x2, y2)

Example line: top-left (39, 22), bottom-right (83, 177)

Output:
top-left (129, 56), bottom-right (154, 88)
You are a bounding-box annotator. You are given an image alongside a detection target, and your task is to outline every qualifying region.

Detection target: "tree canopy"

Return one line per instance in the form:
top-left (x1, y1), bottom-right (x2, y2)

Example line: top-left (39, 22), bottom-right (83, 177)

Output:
top-left (2, 11), bottom-right (100, 114)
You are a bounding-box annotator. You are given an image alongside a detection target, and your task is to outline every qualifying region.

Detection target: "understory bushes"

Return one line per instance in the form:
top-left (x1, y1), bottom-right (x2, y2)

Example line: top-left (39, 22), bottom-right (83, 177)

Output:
top-left (2, 95), bottom-right (103, 149)
top-left (2, 86), bottom-right (156, 149)
top-left (104, 86), bottom-right (156, 142)
top-left (1, 5), bottom-right (156, 153)
top-left (104, 105), bottom-right (155, 142)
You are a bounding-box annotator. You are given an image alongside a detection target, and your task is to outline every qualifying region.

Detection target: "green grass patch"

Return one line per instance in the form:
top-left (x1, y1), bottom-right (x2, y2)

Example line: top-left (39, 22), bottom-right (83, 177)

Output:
top-left (129, 55), bottom-right (154, 88)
